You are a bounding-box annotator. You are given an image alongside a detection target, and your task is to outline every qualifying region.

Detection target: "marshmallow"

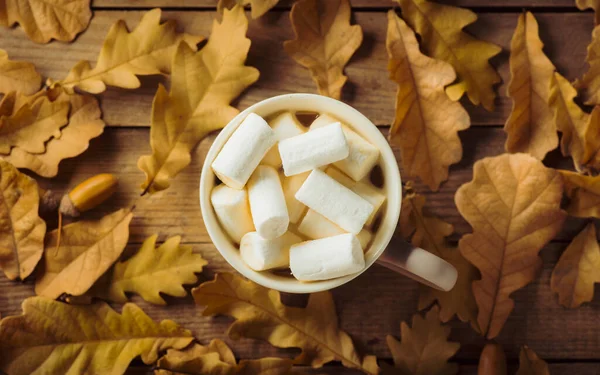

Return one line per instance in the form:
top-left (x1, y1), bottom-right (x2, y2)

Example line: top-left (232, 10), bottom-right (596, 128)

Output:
top-left (240, 231), bottom-right (302, 271)
top-left (290, 233), bottom-right (365, 281)
top-left (311, 114), bottom-right (380, 181)
top-left (278, 122), bottom-right (349, 176)
top-left (212, 113), bottom-right (276, 189)
top-left (262, 112), bottom-right (306, 168)
top-left (210, 184), bottom-right (255, 243)
top-left (298, 209), bottom-right (373, 249)
top-left (282, 171), bottom-right (310, 224)
top-left (295, 169), bottom-right (374, 234)
top-left (326, 167), bottom-right (386, 227)
top-left (247, 165), bottom-right (289, 239)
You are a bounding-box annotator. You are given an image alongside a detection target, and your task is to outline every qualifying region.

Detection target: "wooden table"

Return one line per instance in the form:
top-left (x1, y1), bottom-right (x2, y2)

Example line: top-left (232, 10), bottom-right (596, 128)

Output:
top-left (1, 1), bottom-right (599, 374)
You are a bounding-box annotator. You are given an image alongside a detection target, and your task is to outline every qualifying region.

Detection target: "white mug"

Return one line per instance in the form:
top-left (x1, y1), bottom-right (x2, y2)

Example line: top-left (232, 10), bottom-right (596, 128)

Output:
top-left (199, 94), bottom-right (458, 294)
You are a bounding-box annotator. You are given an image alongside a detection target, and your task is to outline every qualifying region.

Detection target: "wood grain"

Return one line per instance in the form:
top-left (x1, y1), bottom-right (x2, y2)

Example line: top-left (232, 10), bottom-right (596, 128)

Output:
top-left (0, 11), bottom-right (593, 127)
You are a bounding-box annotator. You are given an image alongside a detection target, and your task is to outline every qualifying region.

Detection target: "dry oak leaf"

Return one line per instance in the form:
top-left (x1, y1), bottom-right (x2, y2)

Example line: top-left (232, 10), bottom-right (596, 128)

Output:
top-left (138, 5), bottom-right (259, 194)
top-left (551, 222), bottom-right (600, 308)
top-left (0, 159), bottom-right (45, 280)
top-left (577, 0), bottom-right (600, 25)
top-left (284, 0), bottom-right (362, 100)
top-left (156, 339), bottom-right (293, 375)
top-left (576, 25), bottom-right (600, 105)
top-left (455, 153), bottom-right (566, 339)
top-left (0, 92), bottom-right (69, 154)
top-left (217, 0), bottom-right (280, 19)
top-left (394, 0), bottom-right (501, 111)
top-left (90, 234), bottom-right (207, 305)
top-left (516, 346), bottom-right (550, 375)
top-left (399, 185), bottom-right (478, 329)
top-left (560, 170), bottom-right (600, 218)
top-left (0, 296), bottom-right (193, 375)
top-left (0, 0), bottom-right (92, 43)
top-left (4, 92), bottom-right (106, 178)
top-left (35, 208), bottom-right (133, 299)
top-left (0, 49), bottom-right (41, 95)
top-left (549, 72), bottom-right (591, 172)
top-left (192, 273), bottom-right (379, 374)
top-left (504, 12), bottom-right (557, 160)
top-left (386, 11), bottom-right (470, 191)
top-left (57, 9), bottom-right (203, 94)
top-left (383, 306), bottom-right (459, 375)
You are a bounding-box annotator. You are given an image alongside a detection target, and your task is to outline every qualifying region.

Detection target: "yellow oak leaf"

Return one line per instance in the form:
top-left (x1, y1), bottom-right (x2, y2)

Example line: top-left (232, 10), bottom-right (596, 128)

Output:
top-left (549, 72), bottom-right (591, 172)
top-left (0, 296), bottom-right (193, 375)
top-left (156, 339), bottom-right (293, 375)
top-left (4, 92), bottom-right (105, 178)
top-left (581, 106), bottom-right (600, 172)
top-left (192, 273), bottom-right (379, 374)
top-left (284, 0), bottom-right (362, 100)
top-left (516, 346), bottom-right (550, 375)
top-left (455, 153), bottom-right (566, 339)
top-left (383, 306), bottom-right (459, 375)
top-left (577, 0), bottom-right (600, 25)
top-left (0, 92), bottom-right (69, 155)
top-left (35, 209), bottom-right (133, 299)
top-left (386, 11), bottom-right (470, 191)
top-left (576, 26), bottom-right (600, 105)
top-left (560, 170), bottom-right (600, 218)
top-left (0, 159), bottom-right (46, 280)
top-left (399, 184), bottom-right (478, 329)
top-left (138, 6), bottom-right (259, 194)
top-left (90, 234), bottom-right (207, 305)
top-left (551, 223), bottom-right (600, 308)
top-left (0, 49), bottom-right (41, 95)
top-left (504, 12), bottom-right (558, 160)
top-left (57, 9), bottom-right (203, 94)
top-left (217, 0), bottom-right (280, 19)
top-left (394, 0), bottom-right (501, 111)
top-left (0, 0), bottom-right (92, 44)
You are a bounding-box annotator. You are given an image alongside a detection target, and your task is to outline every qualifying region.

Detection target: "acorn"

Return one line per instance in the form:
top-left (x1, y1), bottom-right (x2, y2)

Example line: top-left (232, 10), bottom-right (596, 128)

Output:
top-left (59, 173), bottom-right (118, 217)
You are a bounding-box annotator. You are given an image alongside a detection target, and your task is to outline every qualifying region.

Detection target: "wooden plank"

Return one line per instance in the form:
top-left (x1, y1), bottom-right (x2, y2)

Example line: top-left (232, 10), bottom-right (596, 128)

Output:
top-left (2, 242), bottom-right (600, 361)
top-left (28, 127), bottom-right (584, 244)
top-left (91, 0), bottom-right (583, 9)
top-left (0, 12), bottom-right (593, 127)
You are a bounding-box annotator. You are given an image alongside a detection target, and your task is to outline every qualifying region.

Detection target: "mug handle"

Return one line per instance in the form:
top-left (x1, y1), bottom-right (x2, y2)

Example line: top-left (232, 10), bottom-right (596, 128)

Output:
top-left (376, 234), bottom-right (458, 292)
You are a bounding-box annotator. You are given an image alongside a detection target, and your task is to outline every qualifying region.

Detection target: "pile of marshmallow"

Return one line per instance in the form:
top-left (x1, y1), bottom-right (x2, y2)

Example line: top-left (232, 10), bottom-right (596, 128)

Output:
top-left (210, 111), bottom-right (386, 282)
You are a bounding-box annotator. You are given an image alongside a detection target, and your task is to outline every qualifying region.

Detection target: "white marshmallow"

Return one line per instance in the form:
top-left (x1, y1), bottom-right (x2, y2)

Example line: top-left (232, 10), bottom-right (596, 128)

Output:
top-left (278, 122), bottom-right (349, 176)
top-left (247, 165), bottom-right (289, 239)
top-left (282, 172), bottom-right (309, 224)
top-left (311, 114), bottom-right (380, 181)
top-left (326, 167), bottom-right (386, 227)
top-left (210, 184), bottom-right (255, 243)
top-left (262, 112), bottom-right (306, 168)
top-left (298, 209), bottom-right (373, 249)
top-left (290, 233), bottom-right (365, 281)
top-left (240, 231), bottom-right (302, 271)
top-left (295, 169), bottom-right (374, 234)
top-left (212, 113), bottom-right (276, 189)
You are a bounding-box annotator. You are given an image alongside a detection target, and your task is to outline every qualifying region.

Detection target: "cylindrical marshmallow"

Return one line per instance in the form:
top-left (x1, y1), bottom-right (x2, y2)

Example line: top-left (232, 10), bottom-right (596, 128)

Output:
top-left (211, 184), bottom-right (255, 243)
top-left (311, 114), bottom-right (380, 181)
top-left (212, 113), bottom-right (276, 189)
top-left (298, 209), bottom-right (373, 250)
top-left (290, 234), bottom-right (365, 281)
top-left (282, 171), bottom-right (309, 224)
top-left (295, 169), bottom-right (374, 234)
top-left (240, 231), bottom-right (302, 271)
top-left (247, 165), bottom-right (289, 239)
top-left (326, 167), bottom-right (386, 227)
top-left (262, 112), bottom-right (306, 168)
top-left (278, 122), bottom-right (349, 176)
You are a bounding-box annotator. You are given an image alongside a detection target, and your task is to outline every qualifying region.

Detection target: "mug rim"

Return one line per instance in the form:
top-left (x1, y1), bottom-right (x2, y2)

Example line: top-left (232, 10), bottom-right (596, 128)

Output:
top-left (199, 93), bottom-right (402, 293)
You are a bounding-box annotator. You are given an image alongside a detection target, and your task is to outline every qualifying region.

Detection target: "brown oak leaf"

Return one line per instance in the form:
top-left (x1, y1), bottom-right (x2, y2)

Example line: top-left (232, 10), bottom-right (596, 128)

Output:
top-left (516, 346), bottom-right (550, 375)
top-left (0, 49), bottom-right (41, 95)
top-left (284, 0), bottom-right (362, 100)
top-left (455, 153), bottom-right (566, 339)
